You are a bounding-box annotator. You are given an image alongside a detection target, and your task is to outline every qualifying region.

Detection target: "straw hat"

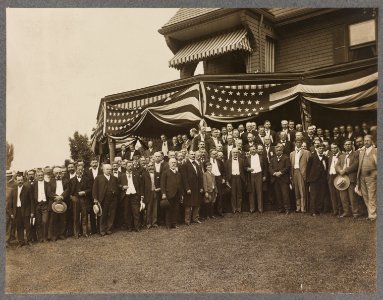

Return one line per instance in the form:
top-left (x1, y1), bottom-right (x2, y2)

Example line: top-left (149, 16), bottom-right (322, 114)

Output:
top-left (334, 175), bottom-right (350, 191)
top-left (52, 201), bottom-right (67, 214)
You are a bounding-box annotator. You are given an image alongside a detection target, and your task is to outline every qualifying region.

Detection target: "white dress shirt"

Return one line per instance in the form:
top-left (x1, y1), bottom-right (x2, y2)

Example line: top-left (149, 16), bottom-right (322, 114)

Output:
top-left (92, 168), bottom-right (99, 179)
top-left (250, 154), bottom-right (262, 173)
top-left (155, 162), bottom-right (161, 173)
top-left (17, 186), bottom-right (22, 207)
top-left (69, 173), bottom-right (76, 179)
top-left (125, 173), bottom-right (137, 195)
top-left (104, 174), bottom-right (111, 181)
top-left (227, 144), bottom-right (234, 159)
top-left (231, 159), bottom-right (240, 175)
top-left (210, 158), bottom-right (221, 176)
top-left (56, 180), bottom-right (64, 195)
top-left (37, 181), bottom-right (47, 202)
top-left (162, 142), bottom-right (169, 156)
top-left (294, 148), bottom-right (301, 169)
top-left (329, 154), bottom-right (338, 175)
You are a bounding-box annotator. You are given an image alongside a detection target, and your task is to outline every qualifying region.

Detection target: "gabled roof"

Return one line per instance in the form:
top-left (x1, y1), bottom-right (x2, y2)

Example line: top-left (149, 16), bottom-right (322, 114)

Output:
top-left (162, 8), bottom-right (221, 28)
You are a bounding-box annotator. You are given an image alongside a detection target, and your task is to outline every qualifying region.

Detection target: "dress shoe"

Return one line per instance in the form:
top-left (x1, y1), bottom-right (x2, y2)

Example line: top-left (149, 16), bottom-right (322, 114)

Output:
top-left (152, 224), bottom-right (159, 228)
top-left (133, 229), bottom-right (140, 233)
top-left (339, 213), bottom-right (351, 218)
top-left (100, 232), bottom-right (106, 237)
top-left (311, 213), bottom-right (317, 217)
top-left (193, 220), bottom-right (202, 224)
top-left (170, 225), bottom-right (178, 229)
top-left (74, 234), bottom-right (79, 239)
top-left (258, 210), bottom-right (264, 213)
top-left (211, 215), bottom-right (216, 219)
top-left (185, 222), bottom-right (190, 226)
top-left (250, 210), bottom-right (255, 214)
top-left (83, 234), bottom-right (89, 238)
top-left (285, 211), bottom-right (291, 215)
top-left (26, 241), bottom-right (33, 246)
top-left (17, 242), bottom-right (25, 248)
top-left (353, 214), bottom-right (361, 219)
top-left (295, 209), bottom-right (301, 213)
top-left (106, 230), bottom-right (113, 235)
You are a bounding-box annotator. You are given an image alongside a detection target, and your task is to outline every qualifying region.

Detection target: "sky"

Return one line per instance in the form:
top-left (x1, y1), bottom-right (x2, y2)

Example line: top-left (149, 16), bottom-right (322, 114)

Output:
top-left (6, 8), bottom-right (180, 170)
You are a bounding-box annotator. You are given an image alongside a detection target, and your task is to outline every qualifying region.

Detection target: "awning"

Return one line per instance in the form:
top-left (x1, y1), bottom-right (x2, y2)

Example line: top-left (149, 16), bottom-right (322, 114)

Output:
top-left (169, 28), bottom-right (253, 69)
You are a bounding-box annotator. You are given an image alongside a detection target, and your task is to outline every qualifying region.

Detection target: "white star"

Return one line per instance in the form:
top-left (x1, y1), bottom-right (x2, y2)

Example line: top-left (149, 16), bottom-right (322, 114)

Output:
top-left (223, 106), bottom-right (227, 110)
top-left (221, 90), bottom-right (226, 94)
top-left (225, 99), bottom-right (230, 103)
top-left (244, 92), bottom-right (248, 96)
top-left (245, 108), bottom-right (249, 112)
top-left (255, 100), bottom-right (260, 105)
top-left (218, 97), bottom-right (222, 102)
top-left (260, 107), bottom-right (264, 110)
top-left (211, 112), bottom-right (215, 116)
top-left (251, 92), bottom-right (255, 96)
top-left (211, 95), bottom-right (215, 99)
top-left (255, 112), bottom-right (259, 115)
top-left (230, 107), bottom-right (235, 111)
top-left (247, 113), bottom-right (252, 116)
top-left (240, 113), bottom-right (244, 116)
top-left (209, 103), bottom-right (213, 107)
top-left (252, 108), bottom-right (257, 112)
top-left (228, 91), bottom-right (233, 95)
top-left (240, 100), bottom-right (245, 104)
top-left (237, 108), bottom-right (242, 112)
top-left (236, 91), bottom-right (241, 96)
top-left (206, 86), bottom-right (211, 90)
top-left (214, 88), bottom-right (218, 93)
top-left (127, 123), bottom-right (131, 126)
top-left (248, 100), bottom-right (252, 105)
top-left (216, 104), bottom-right (220, 109)
top-left (259, 91), bottom-right (263, 95)
top-left (233, 100), bottom-right (237, 104)
top-left (219, 114), bottom-right (223, 117)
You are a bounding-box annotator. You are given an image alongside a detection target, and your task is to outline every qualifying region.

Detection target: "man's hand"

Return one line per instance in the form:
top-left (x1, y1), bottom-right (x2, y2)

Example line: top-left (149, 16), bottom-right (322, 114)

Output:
top-left (123, 185), bottom-right (128, 190)
top-left (262, 177), bottom-right (266, 182)
top-left (10, 214), bottom-right (14, 219)
top-left (155, 188), bottom-right (161, 192)
top-left (200, 189), bottom-right (204, 193)
top-left (339, 170), bottom-right (345, 176)
top-left (162, 194), bottom-right (167, 200)
top-left (205, 192), bottom-right (209, 198)
top-left (31, 213), bottom-right (34, 218)
top-left (186, 189), bottom-right (191, 195)
top-left (247, 168), bottom-right (254, 172)
top-left (78, 191), bottom-right (85, 197)
top-left (93, 199), bottom-right (98, 203)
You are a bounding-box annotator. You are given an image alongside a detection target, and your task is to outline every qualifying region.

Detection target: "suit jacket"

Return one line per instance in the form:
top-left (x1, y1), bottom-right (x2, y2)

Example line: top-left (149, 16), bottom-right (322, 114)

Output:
top-left (206, 137), bottom-right (223, 151)
top-left (290, 148), bottom-right (311, 180)
top-left (125, 149), bottom-right (141, 161)
top-left (253, 134), bottom-right (265, 146)
top-left (222, 144), bottom-right (235, 161)
top-left (306, 153), bottom-right (328, 183)
top-left (203, 171), bottom-right (216, 192)
top-left (160, 168), bottom-right (183, 199)
top-left (335, 151), bottom-right (359, 183)
top-left (142, 171), bottom-right (156, 205)
top-left (154, 162), bottom-right (169, 189)
top-left (263, 145), bottom-right (275, 163)
top-left (92, 174), bottom-right (119, 203)
top-left (180, 159), bottom-right (203, 206)
top-left (117, 150), bottom-right (128, 160)
top-left (68, 176), bottom-right (91, 197)
top-left (182, 140), bottom-right (192, 151)
top-left (49, 178), bottom-right (70, 211)
top-left (209, 158), bottom-right (226, 179)
top-left (32, 180), bottom-right (50, 206)
top-left (243, 142), bottom-right (257, 153)
top-left (277, 130), bottom-right (294, 143)
top-left (225, 158), bottom-right (246, 183)
top-left (8, 184), bottom-right (34, 217)
top-left (118, 172), bottom-right (142, 199)
top-left (327, 152), bottom-right (341, 176)
top-left (244, 154), bottom-right (268, 179)
top-left (169, 143), bottom-right (181, 152)
top-left (143, 148), bottom-right (156, 158)
top-left (269, 155), bottom-right (291, 184)
top-left (241, 130), bottom-right (256, 145)
top-left (265, 129), bottom-right (277, 145)
top-left (192, 134), bottom-right (213, 153)
top-left (357, 146), bottom-right (378, 181)
top-left (278, 140), bottom-right (293, 155)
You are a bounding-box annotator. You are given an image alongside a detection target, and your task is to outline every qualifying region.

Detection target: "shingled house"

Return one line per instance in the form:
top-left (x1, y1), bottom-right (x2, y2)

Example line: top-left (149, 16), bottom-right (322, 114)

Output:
top-left (93, 8), bottom-right (377, 160)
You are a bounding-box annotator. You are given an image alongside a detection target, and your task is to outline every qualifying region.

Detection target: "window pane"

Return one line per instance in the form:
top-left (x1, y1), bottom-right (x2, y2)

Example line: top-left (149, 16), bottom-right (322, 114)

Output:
top-left (349, 19), bottom-right (376, 46)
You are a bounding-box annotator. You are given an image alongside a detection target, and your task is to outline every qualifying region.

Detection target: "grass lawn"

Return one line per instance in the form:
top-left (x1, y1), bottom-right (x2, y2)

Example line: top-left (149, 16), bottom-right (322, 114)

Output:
top-left (6, 211), bottom-right (376, 294)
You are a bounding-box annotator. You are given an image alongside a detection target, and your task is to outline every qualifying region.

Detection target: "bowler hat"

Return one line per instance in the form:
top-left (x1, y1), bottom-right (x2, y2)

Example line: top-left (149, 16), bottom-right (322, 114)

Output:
top-left (93, 202), bottom-right (102, 217)
top-left (52, 201), bottom-right (67, 214)
top-left (334, 175), bottom-right (350, 191)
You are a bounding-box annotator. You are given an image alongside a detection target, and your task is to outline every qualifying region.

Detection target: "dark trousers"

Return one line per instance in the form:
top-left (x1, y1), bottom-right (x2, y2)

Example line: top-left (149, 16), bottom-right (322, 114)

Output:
top-left (328, 174), bottom-right (342, 214)
top-left (230, 175), bottom-right (242, 212)
top-left (156, 191), bottom-right (165, 225)
top-left (165, 193), bottom-right (180, 228)
top-left (6, 213), bottom-right (16, 243)
top-left (310, 180), bottom-right (327, 214)
top-left (65, 203), bottom-right (74, 237)
top-left (87, 198), bottom-right (98, 234)
top-left (72, 196), bottom-right (88, 236)
top-left (100, 194), bottom-right (117, 234)
top-left (248, 172), bottom-right (263, 212)
top-left (273, 180), bottom-right (290, 211)
top-left (35, 202), bottom-right (49, 241)
top-left (124, 193), bottom-right (140, 231)
top-left (214, 176), bottom-right (224, 215)
top-left (48, 210), bottom-right (66, 240)
top-left (146, 191), bottom-right (158, 226)
top-left (114, 195), bottom-right (124, 229)
top-left (16, 208), bottom-right (30, 244)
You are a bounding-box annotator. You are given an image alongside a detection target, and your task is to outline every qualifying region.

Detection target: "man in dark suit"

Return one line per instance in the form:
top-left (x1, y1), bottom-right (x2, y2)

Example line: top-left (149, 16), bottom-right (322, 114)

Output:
top-left (87, 158), bottom-right (103, 234)
top-left (306, 143), bottom-right (328, 216)
top-left (245, 145), bottom-right (267, 213)
top-left (243, 133), bottom-right (257, 153)
top-left (254, 126), bottom-right (266, 146)
top-left (206, 128), bottom-right (223, 151)
top-left (277, 132), bottom-right (293, 155)
top-left (288, 120), bottom-right (296, 143)
top-left (126, 143), bottom-right (141, 161)
top-left (278, 120), bottom-right (294, 142)
top-left (209, 149), bottom-right (226, 217)
top-left (241, 122), bottom-right (257, 145)
top-left (327, 143), bottom-right (342, 216)
top-left (8, 174), bottom-right (34, 247)
top-left (225, 148), bottom-right (246, 213)
top-left (92, 164), bottom-right (119, 236)
top-left (69, 165), bottom-right (91, 238)
top-left (335, 139), bottom-right (360, 218)
top-left (33, 169), bottom-right (50, 242)
top-left (117, 144), bottom-right (128, 160)
top-left (48, 167), bottom-right (70, 241)
top-left (192, 126), bottom-right (213, 154)
top-left (161, 158), bottom-right (183, 229)
top-left (119, 161), bottom-right (143, 232)
top-left (169, 136), bottom-right (181, 152)
top-left (153, 151), bottom-right (168, 226)
top-left (159, 134), bottom-right (171, 161)
top-left (269, 145), bottom-right (291, 214)
top-left (143, 140), bottom-right (156, 158)
top-left (222, 135), bottom-right (235, 161)
top-left (142, 161), bottom-right (156, 228)
top-left (264, 120), bottom-right (277, 145)
top-left (180, 151), bottom-right (203, 224)
top-left (263, 137), bottom-right (275, 163)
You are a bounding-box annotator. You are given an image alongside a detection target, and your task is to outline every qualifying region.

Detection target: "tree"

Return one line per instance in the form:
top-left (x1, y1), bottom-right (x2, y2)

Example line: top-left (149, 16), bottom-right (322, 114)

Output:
top-left (6, 141), bottom-right (14, 170)
top-left (68, 131), bottom-right (93, 167)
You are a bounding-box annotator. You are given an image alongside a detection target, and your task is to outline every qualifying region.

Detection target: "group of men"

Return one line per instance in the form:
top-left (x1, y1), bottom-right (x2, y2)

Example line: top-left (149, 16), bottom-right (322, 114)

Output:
top-left (6, 120), bottom-right (377, 248)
